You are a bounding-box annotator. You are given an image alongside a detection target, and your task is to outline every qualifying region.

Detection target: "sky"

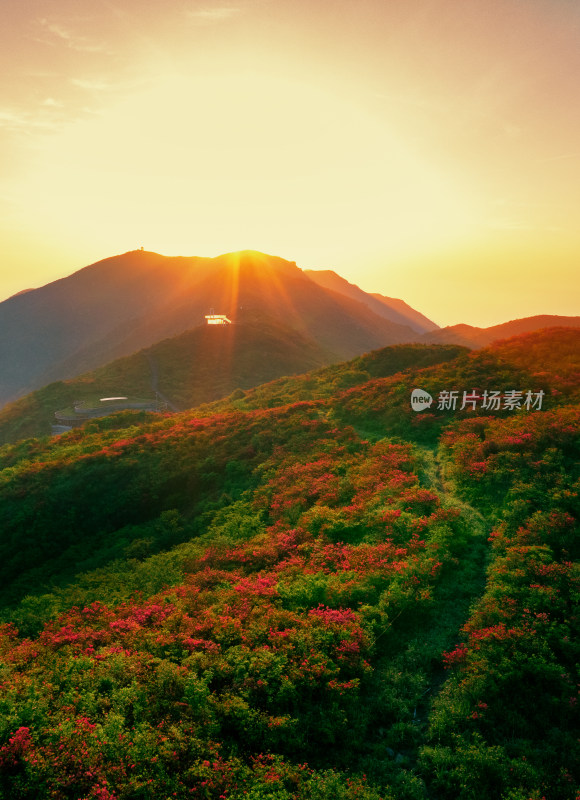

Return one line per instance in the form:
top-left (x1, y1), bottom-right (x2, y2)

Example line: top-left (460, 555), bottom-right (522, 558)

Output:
top-left (1, 0), bottom-right (579, 326)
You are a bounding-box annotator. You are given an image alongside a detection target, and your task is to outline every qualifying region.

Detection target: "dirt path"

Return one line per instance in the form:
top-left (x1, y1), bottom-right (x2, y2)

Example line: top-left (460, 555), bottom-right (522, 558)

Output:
top-left (404, 444), bottom-right (491, 790)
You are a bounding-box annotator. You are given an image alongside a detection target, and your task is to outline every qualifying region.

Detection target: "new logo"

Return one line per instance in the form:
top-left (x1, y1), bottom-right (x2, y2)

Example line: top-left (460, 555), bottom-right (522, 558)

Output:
top-left (410, 388), bottom-right (433, 411)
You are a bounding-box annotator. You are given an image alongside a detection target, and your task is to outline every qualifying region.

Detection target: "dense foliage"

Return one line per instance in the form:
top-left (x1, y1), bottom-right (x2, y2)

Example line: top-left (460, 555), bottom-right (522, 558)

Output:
top-left (0, 317), bottom-right (330, 444)
top-left (0, 328), bottom-right (578, 799)
top-left (422, 407), bottom-right (580, 799)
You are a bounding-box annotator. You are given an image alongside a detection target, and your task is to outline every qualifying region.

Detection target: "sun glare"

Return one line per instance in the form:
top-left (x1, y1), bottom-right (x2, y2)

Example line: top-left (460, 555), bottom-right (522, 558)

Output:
top-left (17, 71), bottom-right (479, 265)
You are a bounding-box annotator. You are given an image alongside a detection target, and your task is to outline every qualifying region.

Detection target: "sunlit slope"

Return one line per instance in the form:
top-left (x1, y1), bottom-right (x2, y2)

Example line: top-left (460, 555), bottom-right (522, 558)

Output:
top-left (203, 342), bottom-right (468, 412)
top-left (0, 317), bottom-right (331, 444)
top-left (0, 249), bottom-right (420, 407)
top-left (0, 328), bottom-right (577, 799)
top-left (0, 328), bottom-right (575, 602)
top-left (490, 326), bottom-right (580, 387)
top-left (421, 315), bottom-right (580, 348)
top-left (204, 328), bottom-right (580, 438)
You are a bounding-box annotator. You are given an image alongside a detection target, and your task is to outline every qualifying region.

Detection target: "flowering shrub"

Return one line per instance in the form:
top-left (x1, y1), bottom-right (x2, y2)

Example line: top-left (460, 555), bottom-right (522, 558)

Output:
top-left (0, 401), bottom-right (467, 799)
top-left (0, 328), bottom-right (578, 798)
top-left (423, 404), bottom-right (579, 799)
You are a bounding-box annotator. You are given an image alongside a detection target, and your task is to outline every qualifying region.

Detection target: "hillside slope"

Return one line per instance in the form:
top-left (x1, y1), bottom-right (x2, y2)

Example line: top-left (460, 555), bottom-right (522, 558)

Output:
top-left (0, 250), bottom-right (419, 407)
top-left (304, 269), bottom-right (438, 333)
top-left (0, 328), bottom-right (577, 799)
top-left (421, 314), bottom-right (580, 347)
top-left (371, 292), bottom-right (440, 333)
top-left (0, 317), bottom-right (332, 444)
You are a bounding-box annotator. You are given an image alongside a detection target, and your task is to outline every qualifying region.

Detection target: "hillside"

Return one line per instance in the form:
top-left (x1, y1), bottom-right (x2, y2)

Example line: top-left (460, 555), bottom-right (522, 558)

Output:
top-left (371, 293), bottom-right (440, 333)
top-left (0, 250), bottom-right (421, 408)
top-left (304, 270), bottom-right (439, 333)
top-left (202, 341), bottom-right (469, 417)
top-left (0, 328), bottom-right (577, 799)
top-left (421, 314), bottom-right (580, 348)
top-left (201, 328), bottom-right (580, 426)
top-left (0, 317), bottom-right (332, 444)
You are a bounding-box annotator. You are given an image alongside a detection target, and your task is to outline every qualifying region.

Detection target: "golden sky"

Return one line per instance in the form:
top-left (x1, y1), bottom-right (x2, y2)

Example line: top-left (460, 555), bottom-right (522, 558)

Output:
top-left (1, 0), bottom-right (579, 326)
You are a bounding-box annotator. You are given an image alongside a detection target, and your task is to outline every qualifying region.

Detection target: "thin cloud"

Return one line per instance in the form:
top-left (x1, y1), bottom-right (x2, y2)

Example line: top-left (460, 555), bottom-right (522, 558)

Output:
top-left (0, 96), bottom-right (100, 134)
top-left (187, 7), bottom-right (241, 23)
top-left (36, 18), bottom-right (108, 54)
top-left (71, 78), bottom-right (111, 92)
top-left (0, 110), bottom-right (23, 128)
top-left (0, 108), bottom-right (60, 133)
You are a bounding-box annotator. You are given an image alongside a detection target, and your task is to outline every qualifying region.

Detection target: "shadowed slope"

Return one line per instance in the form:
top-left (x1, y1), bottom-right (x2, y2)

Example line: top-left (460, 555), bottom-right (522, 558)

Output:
top-left (0, 316), bottom-right (331, 443)
top-left (0, 250), bottom-right (419, 407)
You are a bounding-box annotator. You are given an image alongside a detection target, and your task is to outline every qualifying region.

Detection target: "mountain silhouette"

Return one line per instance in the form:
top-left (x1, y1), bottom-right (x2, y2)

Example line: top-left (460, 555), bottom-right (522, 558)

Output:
top-left (304, 269), bottom-right (439, 333)
top-left (370, 292), bottom-right (440, 333)
top-left (1, 249), bottom-right (577, 412)
top-left (420, 315), bottom-right (580, 347)
top-left (0, 250), bottom-right (421, 408)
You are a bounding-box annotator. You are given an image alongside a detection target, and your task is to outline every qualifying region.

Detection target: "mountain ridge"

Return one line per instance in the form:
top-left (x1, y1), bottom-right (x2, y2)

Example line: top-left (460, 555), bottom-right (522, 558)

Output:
top-left (0, 249), bottom-right (421, 407)
top-left (2, 248), bottom-right (578, 413)
top-left (0, 322), bottom-right (465, 445)
top-left (304, 269), bottom-right (439, 333)
top-left (421, 314), bottom-right (580, 347)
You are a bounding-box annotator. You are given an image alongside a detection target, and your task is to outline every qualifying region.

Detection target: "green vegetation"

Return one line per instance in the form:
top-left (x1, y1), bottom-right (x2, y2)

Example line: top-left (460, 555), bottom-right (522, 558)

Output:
top-left (208, 342), bottom-right (467, 412)
top-left (0, 328), bottom-right (577, 798)
top-left (0, 318), bottom-right (331, 444)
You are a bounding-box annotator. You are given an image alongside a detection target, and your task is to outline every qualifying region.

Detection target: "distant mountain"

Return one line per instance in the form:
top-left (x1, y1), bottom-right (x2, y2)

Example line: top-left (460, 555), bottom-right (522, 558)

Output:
top-left (490, 327), bottom-right (580, 406)
top-left (2, 248), bottom-right (576, 414)
top-left (0, 250), bottom-right (420, 408)
top-left (304, 269), bottom-right (439, 333)
top-left (421, 315), bottom-right (580, 348)
top-left (0, 316), bottom-right (332, 444)
top-left (370, 293), bottom-right (440, 333)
